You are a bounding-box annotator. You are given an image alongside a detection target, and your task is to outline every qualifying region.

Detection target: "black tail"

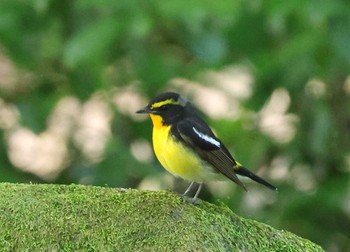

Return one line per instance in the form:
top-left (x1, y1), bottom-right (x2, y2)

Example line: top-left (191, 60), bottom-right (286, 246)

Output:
top-left (236, 166), bottom-right (277, 191)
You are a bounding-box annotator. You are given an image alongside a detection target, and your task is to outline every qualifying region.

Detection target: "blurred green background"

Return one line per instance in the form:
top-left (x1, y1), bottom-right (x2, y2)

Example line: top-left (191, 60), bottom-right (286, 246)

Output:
top-left (0, 1), bottom-right (349, 251)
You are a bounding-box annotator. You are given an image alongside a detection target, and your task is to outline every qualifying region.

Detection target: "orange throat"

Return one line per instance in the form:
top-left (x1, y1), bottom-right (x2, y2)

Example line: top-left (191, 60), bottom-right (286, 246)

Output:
top-left (150, 114), bottom-right (164, 128)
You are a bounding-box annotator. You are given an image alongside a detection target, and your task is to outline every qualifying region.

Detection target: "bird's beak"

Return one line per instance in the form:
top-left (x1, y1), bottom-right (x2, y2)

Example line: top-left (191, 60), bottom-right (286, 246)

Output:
top-left (136, 106), bottom-right (152, 114)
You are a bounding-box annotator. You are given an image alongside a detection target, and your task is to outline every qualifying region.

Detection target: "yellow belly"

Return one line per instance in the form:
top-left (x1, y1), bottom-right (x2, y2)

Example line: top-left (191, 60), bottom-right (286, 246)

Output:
top-left (151, 121), bottom-right (219, 182)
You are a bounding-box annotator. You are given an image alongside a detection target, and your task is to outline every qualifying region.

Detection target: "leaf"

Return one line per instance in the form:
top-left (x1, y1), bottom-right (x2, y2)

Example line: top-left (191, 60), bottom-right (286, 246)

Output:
top-left (63, 17), bottom-right (121, 68)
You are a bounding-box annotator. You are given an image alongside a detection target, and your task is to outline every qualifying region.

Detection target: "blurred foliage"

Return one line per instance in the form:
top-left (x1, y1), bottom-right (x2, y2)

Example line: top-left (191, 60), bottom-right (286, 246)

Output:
top-left (0, 1), bottom-right (349, 251)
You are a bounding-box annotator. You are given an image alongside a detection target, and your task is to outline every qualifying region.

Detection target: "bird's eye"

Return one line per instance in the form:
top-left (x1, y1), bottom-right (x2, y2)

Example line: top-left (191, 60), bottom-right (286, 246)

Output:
top-left (159, 105), bottom-right (169, 111)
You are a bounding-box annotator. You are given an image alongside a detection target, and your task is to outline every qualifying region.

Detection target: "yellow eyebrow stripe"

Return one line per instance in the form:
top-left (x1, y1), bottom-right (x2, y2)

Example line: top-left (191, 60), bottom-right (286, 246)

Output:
top-left (151, 99), bottom-right (180, 109)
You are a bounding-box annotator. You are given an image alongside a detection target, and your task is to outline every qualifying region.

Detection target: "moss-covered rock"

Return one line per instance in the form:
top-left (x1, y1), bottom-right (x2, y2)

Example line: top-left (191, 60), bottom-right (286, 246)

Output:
top-left (0, 183), bottom-right (323, 251)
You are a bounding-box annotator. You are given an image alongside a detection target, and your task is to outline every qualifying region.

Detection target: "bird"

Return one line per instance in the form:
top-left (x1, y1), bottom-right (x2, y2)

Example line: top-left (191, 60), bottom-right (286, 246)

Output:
top-left (136, 92), bottom-right (277, 202)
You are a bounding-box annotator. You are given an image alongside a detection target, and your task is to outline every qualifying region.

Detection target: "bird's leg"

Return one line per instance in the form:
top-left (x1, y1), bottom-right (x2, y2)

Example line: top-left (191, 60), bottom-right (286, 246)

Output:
top-left (191, 183), bottom-right (203, 203)
top-left (182, 181), bottom-right (195, 196)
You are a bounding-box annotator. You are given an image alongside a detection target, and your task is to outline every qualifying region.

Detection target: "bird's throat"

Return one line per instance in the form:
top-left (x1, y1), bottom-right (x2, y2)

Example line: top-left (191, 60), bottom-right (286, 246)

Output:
top-left (150, 114), bottom-right (164, 128)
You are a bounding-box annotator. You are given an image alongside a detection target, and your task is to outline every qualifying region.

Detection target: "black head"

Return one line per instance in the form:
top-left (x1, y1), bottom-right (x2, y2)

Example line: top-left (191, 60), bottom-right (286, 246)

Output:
top-left (136, 92), bottom-right (191, 125)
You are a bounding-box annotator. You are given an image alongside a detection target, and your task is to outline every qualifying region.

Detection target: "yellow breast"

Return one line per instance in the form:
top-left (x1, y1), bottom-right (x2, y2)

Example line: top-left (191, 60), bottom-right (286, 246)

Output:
top-left (150, 114), bottom-right (218, 182)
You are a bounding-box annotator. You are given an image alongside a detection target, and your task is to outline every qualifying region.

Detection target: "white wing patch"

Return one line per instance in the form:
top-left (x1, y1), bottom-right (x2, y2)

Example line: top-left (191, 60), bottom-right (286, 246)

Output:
top-left (192, 127), bottom-right (221, 147)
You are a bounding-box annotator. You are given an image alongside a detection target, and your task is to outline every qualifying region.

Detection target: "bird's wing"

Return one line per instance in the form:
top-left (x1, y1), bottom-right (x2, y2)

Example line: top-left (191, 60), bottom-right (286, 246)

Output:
top-left (174, 118), bottom-right (246, 190)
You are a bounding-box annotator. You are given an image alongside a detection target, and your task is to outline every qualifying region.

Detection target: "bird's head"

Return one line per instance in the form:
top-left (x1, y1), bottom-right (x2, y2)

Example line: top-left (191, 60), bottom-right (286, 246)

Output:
top-left (136, 92), bottom-right (190, 127)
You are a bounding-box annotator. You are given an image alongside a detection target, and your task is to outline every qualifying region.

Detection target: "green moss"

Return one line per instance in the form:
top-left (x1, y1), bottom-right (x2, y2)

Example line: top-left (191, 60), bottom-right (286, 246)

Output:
top-left (0, 183), bottom-right (323, 251)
